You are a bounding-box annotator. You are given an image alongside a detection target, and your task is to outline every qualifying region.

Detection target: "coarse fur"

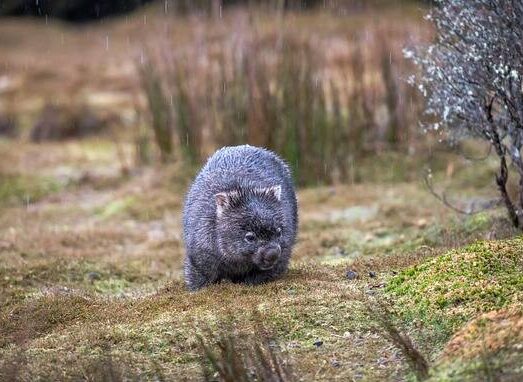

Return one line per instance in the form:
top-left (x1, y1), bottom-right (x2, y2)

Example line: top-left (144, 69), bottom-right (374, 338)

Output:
top-left (183, 145), bottom-right (298, 291)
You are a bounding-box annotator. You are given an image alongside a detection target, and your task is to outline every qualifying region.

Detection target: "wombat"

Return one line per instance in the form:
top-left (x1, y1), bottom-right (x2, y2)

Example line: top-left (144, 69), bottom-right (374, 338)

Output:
top-left (183, 145), bottom-right (298, 291)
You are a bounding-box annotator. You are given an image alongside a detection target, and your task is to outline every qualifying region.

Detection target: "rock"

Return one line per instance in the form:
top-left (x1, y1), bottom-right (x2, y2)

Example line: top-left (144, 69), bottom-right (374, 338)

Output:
top-left (416, 218), bottom-right (428, 228)
top-left (31, 104), bottom-right (106, 142)
top-left (87, 272), bottom-right (102, 283)
top-left (313, 340), bottom-right (323, 347)
top-left (346, 270), bottom-right (358, 280)
top-left (0, 114), bottom-right (17, 138)
top-left (364, 233), bottom-right (374, 242)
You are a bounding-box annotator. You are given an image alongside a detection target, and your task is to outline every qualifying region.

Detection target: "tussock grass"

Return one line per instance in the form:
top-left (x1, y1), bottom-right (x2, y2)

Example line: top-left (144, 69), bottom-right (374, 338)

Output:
top-left (138, 7), bottom-right (429, 185)
top-left (197, 317), bottom-right (295, 382)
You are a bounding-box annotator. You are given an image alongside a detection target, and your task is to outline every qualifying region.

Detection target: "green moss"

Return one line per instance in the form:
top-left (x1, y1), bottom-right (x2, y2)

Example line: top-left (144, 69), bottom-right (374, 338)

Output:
top-left (386, 238), bottom-right (523, 351)
top-left (95, 196), bottom-right (136, 220)
top-left (0, 257), bottom-right (156, 309)
top-left (0, 173), bottom-right (61, 207)
top-left (92, 278), bottom-right (132, 294)
top-left (462, 212), bottom-right (491, 233)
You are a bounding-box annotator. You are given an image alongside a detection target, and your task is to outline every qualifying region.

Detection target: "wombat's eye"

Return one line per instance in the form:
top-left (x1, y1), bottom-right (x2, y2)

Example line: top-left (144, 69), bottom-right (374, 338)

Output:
top-left (244, 232), bottom-right (256, 243)
top-left (276, 227), bottom-right (282, 238)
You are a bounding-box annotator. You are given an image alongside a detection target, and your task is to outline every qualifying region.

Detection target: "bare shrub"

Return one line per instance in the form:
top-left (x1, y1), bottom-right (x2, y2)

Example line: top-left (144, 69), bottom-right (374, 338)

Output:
top-left (407, 1), bottom-right (523, 229)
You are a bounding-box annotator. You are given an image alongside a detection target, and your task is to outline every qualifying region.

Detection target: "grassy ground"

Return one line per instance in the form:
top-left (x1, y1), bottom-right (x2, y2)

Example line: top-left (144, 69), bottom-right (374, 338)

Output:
top-left (0, 138), bottom-right (521, 381)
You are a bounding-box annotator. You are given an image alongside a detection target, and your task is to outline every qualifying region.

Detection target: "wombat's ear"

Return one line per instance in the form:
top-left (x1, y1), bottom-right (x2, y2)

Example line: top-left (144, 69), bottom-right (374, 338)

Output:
top-left (268, 185), bottom-right (282, 201)
top-left (255, 185), bottom-right (282, 201)
top-left (215, 191), bottom-right (239, 217)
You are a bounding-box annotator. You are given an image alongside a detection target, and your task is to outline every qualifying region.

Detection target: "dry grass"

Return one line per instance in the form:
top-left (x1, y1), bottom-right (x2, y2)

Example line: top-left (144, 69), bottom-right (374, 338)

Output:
top-left (197, 317), bottom-right (295, 382)
top-left (364, 297), bottom-right (429, 381)
top-left (137, 6), bottom-right (430, 183)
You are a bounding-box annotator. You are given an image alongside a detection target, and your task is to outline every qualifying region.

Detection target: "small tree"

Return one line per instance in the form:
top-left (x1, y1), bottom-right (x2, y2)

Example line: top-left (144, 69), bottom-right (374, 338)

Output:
top-left (407, 0), bottom-right (523, 229)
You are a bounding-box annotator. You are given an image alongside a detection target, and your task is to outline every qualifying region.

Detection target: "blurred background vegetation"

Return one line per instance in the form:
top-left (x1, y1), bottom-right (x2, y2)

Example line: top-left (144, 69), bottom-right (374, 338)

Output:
top-left (0, 0), bottom-right (441, 187)
top-left (1, 1), bottom-right (430, 20)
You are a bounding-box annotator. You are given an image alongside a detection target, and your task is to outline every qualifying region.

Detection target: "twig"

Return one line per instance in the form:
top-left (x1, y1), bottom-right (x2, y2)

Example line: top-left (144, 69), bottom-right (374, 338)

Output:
top-left (424, 170), bottom-right (502, 215)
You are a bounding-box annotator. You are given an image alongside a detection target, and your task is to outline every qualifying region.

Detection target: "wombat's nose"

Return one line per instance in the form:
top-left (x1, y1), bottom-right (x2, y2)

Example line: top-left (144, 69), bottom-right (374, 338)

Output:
top-left (265, 247), bottom-right (281, 264)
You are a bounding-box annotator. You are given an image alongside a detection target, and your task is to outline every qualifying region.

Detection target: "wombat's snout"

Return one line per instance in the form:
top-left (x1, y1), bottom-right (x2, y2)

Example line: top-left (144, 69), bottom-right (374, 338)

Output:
top-left (256, 245), bottom-right (281, 270)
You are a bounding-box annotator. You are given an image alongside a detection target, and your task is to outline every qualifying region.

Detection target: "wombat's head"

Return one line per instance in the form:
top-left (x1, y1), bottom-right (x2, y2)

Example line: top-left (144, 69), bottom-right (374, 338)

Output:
top-left (215, 185), bottom-right (285, 270)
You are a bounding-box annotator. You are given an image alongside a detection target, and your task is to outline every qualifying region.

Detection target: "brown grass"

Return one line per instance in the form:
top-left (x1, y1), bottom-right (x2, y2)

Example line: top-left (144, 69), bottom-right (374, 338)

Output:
top-left (442, 307), bottom-right (523, 361)
top-left (137, 7), bottom-right (431, 184)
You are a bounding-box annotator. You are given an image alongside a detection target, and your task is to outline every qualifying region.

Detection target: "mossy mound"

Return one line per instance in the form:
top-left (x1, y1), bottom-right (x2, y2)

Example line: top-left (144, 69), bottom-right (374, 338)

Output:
top-left (428, 307), bottom-right (523, 381)
top-left (386, 238), bottom-right (523, 351)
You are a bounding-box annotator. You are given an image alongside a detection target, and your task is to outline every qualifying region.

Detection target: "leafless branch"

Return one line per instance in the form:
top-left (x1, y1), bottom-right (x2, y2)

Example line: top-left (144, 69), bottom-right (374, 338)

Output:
top-left (424, 170), bottom-right (502, 215)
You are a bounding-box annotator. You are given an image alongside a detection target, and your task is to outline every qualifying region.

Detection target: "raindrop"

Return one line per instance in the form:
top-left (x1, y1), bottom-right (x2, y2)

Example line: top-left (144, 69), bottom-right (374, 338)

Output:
top-left (105, 35), bottom-right (110, 51)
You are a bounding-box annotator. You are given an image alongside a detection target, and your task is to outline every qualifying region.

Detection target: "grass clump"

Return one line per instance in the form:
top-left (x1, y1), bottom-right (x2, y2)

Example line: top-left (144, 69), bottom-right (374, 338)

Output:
top-left (0, 173), bottom-right (61, 207)
top-left (138, 9), bottom-right (426, 186)
top-left (364, 297), bottom-right (430, 381)
top-left (197, 319), bottom-right (295, 382)
top-left (386, 238), bottom-right (523, 352)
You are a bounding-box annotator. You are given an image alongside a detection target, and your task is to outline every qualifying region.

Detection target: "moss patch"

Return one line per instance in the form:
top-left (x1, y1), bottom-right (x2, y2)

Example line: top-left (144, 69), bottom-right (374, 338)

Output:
top-left (386, 238), bottom-right (523, 353)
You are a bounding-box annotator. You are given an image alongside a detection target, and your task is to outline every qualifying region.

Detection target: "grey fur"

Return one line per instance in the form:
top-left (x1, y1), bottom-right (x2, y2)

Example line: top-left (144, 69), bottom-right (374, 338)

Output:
top-left (183, 145), bottom-right (298, 291)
